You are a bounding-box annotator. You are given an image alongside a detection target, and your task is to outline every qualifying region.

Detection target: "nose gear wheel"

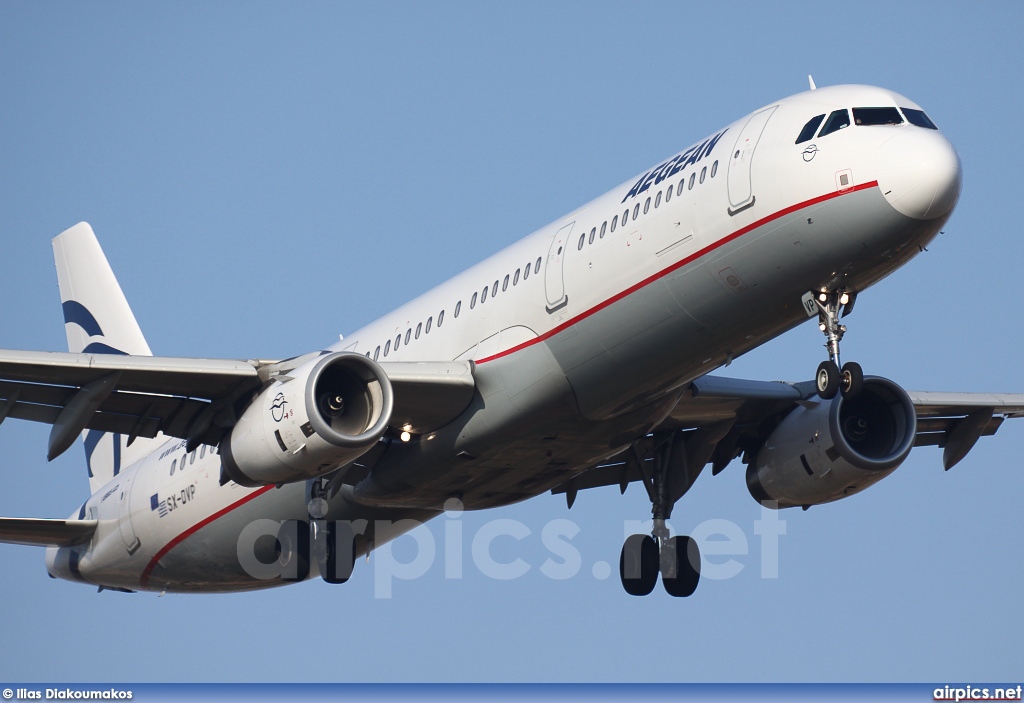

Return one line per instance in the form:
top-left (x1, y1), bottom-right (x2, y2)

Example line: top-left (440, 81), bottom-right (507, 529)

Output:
top-left (810, 290), bottom-right (863, 400)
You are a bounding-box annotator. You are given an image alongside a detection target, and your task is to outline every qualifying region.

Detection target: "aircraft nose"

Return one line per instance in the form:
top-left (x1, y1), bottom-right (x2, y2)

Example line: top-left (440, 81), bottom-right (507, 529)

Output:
top-left (875, 128), bottom-right (962, 220)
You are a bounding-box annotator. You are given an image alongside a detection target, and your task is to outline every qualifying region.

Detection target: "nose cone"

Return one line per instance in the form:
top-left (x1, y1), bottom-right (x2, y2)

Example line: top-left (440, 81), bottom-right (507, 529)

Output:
top-left (876, 129), bottom-right (962, 220)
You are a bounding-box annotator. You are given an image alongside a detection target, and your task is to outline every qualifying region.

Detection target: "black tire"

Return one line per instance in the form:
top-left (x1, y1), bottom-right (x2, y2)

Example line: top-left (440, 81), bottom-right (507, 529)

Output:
top-left (662, 535), bottom-right (701, 598)
top-left (277, 519), bottom-right (310, 582)
top-left (619, 534), bottom-right (658, 596)
top-left (816, 360), bottom-right (840, 400)
top-left (320, 521), bottom-right (356, 585)
top-left (840, 361), bottom-right (864, 399)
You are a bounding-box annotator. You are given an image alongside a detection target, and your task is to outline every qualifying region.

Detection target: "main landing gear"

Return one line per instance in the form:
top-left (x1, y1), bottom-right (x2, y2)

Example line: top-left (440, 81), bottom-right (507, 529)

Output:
top-left (277, 477), bottom-right (357, 584)
top-left (618, 429), bottom-right (722, 598)
top-left (810, 289), bottom-right (863, 401)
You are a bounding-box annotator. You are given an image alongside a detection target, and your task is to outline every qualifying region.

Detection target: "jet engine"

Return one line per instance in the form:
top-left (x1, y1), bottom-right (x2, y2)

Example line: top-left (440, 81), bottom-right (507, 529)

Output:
top-left (746, 376), bottom-right (916, 509)
top-left (221, 352), bottom-right (393, 487)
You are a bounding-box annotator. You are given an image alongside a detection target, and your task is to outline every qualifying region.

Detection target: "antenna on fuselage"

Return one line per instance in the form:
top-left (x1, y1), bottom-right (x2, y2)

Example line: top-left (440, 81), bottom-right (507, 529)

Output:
top-left (808, 75), bottom-right (817, 90)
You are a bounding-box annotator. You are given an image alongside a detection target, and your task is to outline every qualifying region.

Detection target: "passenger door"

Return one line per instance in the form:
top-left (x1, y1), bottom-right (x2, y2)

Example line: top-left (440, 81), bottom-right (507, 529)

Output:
top-left (117, 472), bottom-right (141, 555)
top-left (727, 106), bottom-right (778, 215)
top-left (544, 221), bottom-right (574, 313)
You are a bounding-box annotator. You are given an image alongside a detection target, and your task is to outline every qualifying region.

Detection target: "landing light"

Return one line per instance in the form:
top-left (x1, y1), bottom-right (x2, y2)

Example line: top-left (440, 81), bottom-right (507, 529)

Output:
top-left (400, 431), bottom-right (412, 443)
top-left (840, 293), bottom-right (850, 306)
top-left (818, 293), bottom-right (827, 302)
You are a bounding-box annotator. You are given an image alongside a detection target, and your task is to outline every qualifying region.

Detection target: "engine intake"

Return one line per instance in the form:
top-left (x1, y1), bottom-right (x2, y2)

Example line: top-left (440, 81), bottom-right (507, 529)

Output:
top-left (747, 376), bottom-right (916, 509)
top-left (221, 352), bottom-right (393, 486)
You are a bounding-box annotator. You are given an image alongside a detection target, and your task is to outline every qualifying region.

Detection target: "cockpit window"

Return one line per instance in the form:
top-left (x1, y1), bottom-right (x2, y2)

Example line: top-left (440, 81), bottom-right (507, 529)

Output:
top-left (853, 107), bottom-right (903, 126)
top-left (796, 114), bottom-right (826, 144)
top-left (818, 109), bottom-right (850, 137)
top-left (902, 108), bottom-right (938, 129)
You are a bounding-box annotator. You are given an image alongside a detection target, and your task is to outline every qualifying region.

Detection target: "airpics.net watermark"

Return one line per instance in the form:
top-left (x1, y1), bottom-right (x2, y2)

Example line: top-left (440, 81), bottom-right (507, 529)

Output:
top-left (235, 500), bottom-right (788, 598)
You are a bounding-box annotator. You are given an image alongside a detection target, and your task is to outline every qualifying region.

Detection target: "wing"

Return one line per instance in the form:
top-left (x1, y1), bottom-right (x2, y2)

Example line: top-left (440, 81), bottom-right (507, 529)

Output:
top-left (553, 374), bottom-right (1024, 502)
top-left (0, 349), bottom-right (476, 460)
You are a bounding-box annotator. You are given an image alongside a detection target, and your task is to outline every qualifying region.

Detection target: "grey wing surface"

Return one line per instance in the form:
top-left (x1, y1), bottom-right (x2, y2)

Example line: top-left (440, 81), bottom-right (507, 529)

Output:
top-left (0, 349), bottom-right (475, 458)
top-left (553, 374), bottom-right (1024, 501)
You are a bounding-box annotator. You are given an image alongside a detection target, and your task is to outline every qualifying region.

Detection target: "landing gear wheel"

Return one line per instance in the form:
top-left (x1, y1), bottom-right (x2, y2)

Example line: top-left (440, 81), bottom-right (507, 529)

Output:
top-left (318, 521), bottom-right (356, 585)
top-left (840, 361), bottom-right (863, 399)
top-left (277, 519), bottom-right (310, 582)
top-left (816, 360), bottom-right (840, 400)
top-left (662, 535), bottom-right (701, 598)
top-left (620, 534), bottom-right (658, 596)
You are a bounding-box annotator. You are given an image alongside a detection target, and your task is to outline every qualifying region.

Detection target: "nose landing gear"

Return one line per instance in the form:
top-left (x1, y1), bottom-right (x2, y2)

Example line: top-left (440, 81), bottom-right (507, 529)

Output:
top-left (810, 289), bottom-right (863, 400)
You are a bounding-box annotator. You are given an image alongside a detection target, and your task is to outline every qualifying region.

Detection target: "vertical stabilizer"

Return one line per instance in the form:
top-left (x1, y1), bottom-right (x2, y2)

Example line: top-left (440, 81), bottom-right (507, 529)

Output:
top-left (52, 223), bottom-right (165, 491)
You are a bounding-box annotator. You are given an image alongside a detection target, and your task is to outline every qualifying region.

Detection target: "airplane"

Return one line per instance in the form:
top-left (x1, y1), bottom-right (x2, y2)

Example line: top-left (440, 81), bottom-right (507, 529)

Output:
top-left (2, 81), bottom-right (1022, 598)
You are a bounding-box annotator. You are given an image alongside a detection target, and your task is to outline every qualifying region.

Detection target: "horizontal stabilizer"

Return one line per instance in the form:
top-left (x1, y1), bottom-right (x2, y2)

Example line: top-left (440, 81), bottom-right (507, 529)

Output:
top-left (0, 517), bottom-right (97, 547)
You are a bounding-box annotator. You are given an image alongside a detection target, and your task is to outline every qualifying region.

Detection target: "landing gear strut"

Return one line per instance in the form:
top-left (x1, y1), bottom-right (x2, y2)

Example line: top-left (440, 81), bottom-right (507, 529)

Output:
top-left (810, 289), bottom-right (863, 400)
top-left (309, 477), bottom-right (356, 584)
top-left (619, 432), bottom-right (703, 598)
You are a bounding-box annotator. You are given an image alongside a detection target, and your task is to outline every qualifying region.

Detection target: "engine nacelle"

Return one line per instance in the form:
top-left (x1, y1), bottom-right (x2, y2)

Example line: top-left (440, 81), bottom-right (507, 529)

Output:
top-left (746, 376), bottom-right (916, 509)
top-left (221, 352), bottom-right (393, 487)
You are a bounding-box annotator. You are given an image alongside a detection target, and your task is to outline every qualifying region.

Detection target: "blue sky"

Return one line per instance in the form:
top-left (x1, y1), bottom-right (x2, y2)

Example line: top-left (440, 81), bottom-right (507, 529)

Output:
top-left (1, 1), bottom-right (1022, 683)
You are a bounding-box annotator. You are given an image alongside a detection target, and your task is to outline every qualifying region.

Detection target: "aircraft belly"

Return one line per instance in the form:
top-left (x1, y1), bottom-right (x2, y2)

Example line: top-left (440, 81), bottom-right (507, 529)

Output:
top-left (349, 340), bottom-right (674, 512)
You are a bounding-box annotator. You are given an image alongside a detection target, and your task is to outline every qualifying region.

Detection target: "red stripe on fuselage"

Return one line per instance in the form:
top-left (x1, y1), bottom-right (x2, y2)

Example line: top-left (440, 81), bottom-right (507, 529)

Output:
top-left (476, 181), bottom-right (879, 365)
top-left (139, 484), bottom-right (276, 587)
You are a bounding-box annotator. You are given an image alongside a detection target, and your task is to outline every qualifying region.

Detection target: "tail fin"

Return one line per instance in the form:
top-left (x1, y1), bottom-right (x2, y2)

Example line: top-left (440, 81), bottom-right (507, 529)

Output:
top-left (53, 223), bottom-right (165, 491)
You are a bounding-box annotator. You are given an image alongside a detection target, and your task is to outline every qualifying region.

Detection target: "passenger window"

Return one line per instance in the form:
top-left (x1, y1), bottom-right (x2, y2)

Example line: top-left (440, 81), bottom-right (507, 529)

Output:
top-left (589, 227), bottom-right (596, 244)
top-left (902, 108), bottom-right (938, 129)
top-left (471, 292), bottom-right (478, 309)
top-left (523, 263), bottom-right (530, 280)
top-left (643, 198), bottom-right (650, 215)
top-left (622, 209), bottom-right (629, 225)
top-left (200, 445), bottom-right (205, 459)
top-left (600, 221), bottom-right (607, 238)
top-left (676, 180), bottom-right (684, 196)
top-left (688, 173), bottom-right (696, 189)
top-left (700, 166), bottom-right (706, 184)
top-left (492, 280), bottom-right (499, 297)
top-left (170, 459), bottom-right (176, 476)
top-left (454, 302), bottom-right (461, 318)
top-left (578, 233), bottom-right (585, 251)
top-left (633, 203), bottom-right (640, 219)
top-left (425, 317), bottom-right (432, 334)
top-left (818, 109), bottom-right (851, 137)
top-left (795, 114), bottom-right (826, 144)
top-left (438, 310), bottom-right (445, 326)
top-left (513, 268), bottom-right (520, 285)
top-left (384, 340), bottom-right (391, 356)
top-left (711, 160), bottom-right (718, 178)
top-left (405, 329), bottom-right (411, 345)
top-left (481, 286), bottom-right (488, 303)
top-left (415, 323), bottom-right (422, 340)
top-left (395, 334), bottom-right (401, 350)
top-left (190, 450), bottom-right (196, 465)
top-left (665, 187), bottom-right (672, 203)
top-left (535, 257), bottom-right (542, 273)
top-left (611, 215), bottom-right (618, 232)
top-left (655, 191), bottom-right (662, 208)
top-left (502, 274), bottom-right (509, 291)
top-left (853, 107), bottom-right (903, 126)
top-left (374, 345), bottom-right (380, 360)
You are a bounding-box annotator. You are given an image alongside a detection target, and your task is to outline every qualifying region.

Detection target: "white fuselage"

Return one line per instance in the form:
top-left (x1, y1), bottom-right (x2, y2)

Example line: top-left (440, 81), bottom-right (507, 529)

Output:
top-left (47, 84), bottom-right (962, 592)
